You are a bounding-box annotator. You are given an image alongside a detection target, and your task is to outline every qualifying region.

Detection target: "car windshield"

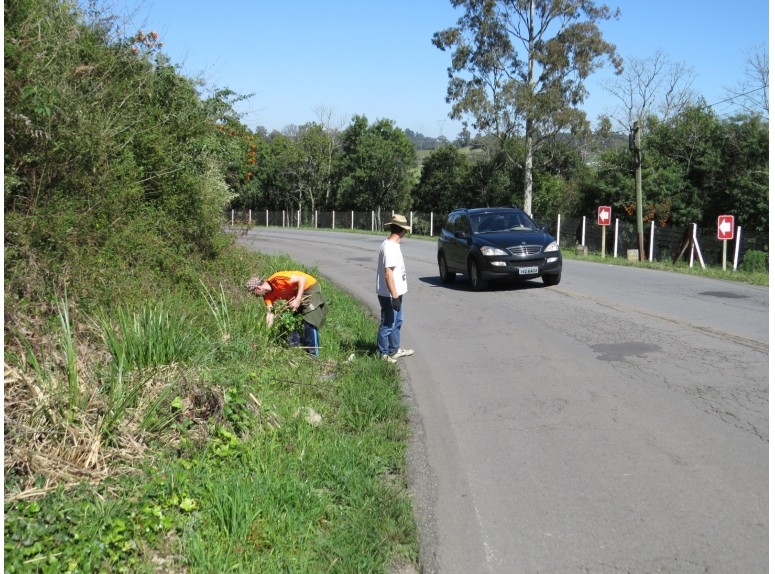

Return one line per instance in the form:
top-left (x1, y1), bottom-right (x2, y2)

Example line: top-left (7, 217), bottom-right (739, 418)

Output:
top-left (472, 211), bottom-right (538, 234)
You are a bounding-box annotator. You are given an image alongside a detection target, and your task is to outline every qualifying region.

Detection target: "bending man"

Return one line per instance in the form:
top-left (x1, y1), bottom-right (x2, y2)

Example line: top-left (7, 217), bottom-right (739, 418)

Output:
top-left (247, 271), bottom-right (328, 356)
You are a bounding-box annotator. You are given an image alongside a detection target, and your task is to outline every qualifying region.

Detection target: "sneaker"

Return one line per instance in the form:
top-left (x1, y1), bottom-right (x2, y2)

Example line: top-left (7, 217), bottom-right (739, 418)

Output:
top-left (381, 354), bottom-right (397, 364)
top-left (390, 348), bottom-right (414, 359)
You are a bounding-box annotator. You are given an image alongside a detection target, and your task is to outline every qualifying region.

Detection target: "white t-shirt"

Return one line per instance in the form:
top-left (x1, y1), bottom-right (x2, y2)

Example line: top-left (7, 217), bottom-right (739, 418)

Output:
top-left (376, 238), bottom-right (408, 297)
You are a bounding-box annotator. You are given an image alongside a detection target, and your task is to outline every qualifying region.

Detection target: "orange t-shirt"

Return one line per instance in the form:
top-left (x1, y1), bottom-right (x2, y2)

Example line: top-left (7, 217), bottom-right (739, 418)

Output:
top-left (263, 271), bottom-right (317, 307)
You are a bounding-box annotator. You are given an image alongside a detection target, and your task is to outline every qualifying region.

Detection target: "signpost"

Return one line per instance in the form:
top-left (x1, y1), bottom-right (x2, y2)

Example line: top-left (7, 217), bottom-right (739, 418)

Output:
top-left (598, 206), bottom-right (611, 257)
top-left (718, 215), bottom-right (734, 270)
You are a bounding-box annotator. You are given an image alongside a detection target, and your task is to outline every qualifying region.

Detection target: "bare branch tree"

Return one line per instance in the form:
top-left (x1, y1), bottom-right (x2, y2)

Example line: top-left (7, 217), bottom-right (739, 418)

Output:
top-left (601, 49), bottom-right (697, 131)
top-left (725, 44), bottom-right (768, 119)
top-left (313, 105), bottom-right (347, 134)
top-left (312, 106), bottom-right (346, 206)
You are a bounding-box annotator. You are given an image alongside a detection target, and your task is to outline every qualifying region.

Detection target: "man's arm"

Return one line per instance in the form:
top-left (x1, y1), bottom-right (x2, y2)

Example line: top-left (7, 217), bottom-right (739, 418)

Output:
top-left (384, 267), bottom-right (398, 299)
top-left (288, 274), bottom-right (307, 311)
top-left (384, 266), bottom-right (402, 310)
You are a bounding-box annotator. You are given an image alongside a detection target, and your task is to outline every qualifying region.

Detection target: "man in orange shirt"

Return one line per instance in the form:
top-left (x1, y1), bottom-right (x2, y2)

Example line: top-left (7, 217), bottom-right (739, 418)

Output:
top-left (246, 270), bottom-right (328, 356)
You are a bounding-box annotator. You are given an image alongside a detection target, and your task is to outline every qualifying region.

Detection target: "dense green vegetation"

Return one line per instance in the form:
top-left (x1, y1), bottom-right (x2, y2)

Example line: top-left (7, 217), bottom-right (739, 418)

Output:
top-left (4, 0), bottom-right (767, 571)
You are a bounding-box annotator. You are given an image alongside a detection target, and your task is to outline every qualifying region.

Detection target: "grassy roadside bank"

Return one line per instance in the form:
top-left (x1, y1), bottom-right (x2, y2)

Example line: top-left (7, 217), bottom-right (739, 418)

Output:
top-left (560, 247), bottom-right (768, 287)
top-left (4, 245), bottom-right (418, 573)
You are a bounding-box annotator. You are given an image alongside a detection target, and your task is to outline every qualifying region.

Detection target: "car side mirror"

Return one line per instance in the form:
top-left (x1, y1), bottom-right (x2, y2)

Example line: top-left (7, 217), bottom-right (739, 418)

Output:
top-left (454, 230), bottom-right (469, 239)
top-left (539, 224), bottom-right (549, 232)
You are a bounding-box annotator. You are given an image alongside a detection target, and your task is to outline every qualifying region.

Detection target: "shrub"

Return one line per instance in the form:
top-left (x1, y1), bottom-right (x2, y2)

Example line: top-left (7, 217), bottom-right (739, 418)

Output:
top-left (740, 250), bottom-right (768, 273)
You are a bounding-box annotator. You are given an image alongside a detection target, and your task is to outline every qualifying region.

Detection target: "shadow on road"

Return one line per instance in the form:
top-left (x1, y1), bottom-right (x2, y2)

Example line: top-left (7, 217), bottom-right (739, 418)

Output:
top-left (417, 275), bottom-right (547, 292)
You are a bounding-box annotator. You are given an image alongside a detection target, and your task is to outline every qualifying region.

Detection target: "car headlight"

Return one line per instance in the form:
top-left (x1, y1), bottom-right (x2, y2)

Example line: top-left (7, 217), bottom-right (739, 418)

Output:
top-left (479, 245), bottom-right (510, 257)
top-left (544, 241), bottom-right (559, 252)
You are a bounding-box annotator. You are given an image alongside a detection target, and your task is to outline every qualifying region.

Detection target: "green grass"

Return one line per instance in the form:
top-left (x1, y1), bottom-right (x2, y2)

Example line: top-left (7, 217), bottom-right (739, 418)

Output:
top-left (562, 247), bottom-right (768, 286)
top-left (4, 246), bottom-right (418, 573)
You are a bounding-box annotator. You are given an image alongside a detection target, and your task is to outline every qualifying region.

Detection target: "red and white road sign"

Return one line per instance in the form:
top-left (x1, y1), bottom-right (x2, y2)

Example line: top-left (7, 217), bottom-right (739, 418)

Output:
top-left (598, 206), bottom-right (612, 226)
top-left (717, 215), bottom-right (734, 240)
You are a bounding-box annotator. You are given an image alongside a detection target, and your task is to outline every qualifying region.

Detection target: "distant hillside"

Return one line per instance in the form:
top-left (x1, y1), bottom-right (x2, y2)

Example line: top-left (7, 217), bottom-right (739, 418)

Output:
top-left (403, 128), bottom-right (454, 151)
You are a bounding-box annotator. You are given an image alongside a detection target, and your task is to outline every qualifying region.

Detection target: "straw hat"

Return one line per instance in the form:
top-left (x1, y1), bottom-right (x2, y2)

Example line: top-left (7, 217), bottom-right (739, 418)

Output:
top-left (385, 214), bottom-right (410, 231)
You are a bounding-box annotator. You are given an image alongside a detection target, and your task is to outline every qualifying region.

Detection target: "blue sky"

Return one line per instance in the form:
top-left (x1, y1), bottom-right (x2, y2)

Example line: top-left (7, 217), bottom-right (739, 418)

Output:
top-left (120, 0), bottom-right (769, 138)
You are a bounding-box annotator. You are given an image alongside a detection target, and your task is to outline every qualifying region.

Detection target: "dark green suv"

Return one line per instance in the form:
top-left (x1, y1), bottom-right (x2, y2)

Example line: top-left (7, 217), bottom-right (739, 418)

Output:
top-left (437, 207), bottom-right (562, 290)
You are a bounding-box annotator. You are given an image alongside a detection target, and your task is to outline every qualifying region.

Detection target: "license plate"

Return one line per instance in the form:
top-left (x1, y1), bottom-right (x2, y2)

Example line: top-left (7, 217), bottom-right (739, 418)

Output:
top-left (518, 266), bottom-right (539, 275)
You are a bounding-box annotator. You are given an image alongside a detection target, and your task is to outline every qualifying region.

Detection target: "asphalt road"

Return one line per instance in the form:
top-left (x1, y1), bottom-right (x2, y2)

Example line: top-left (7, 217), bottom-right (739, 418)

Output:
top-left (236, 227), bottom-right (769, 574)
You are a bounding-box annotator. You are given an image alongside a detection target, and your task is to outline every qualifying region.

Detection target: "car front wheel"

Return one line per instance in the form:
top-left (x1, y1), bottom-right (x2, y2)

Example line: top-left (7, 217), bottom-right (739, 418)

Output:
top-left (468, 259), bottom-right (489, 291)
top-left (542, 272), bottom-right (561, 286)
top-left (438, 254), bottom-right (456, 283)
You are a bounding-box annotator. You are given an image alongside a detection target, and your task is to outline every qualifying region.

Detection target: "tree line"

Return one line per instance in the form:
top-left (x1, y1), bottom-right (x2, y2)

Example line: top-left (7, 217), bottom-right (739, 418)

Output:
top-left (232, 103), bottom-right (768, 235)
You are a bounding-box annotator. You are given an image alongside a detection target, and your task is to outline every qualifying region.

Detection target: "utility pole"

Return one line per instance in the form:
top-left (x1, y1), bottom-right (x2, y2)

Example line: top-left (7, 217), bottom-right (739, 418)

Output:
top-left (437, 119), bottom-right (446, 150)
top-left (630, 121), bottom-right (645, 261)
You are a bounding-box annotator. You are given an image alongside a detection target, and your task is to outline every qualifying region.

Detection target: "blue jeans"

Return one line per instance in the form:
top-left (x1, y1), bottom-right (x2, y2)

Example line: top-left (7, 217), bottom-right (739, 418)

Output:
top-left (288, 319), bottom-right (320, 356)
top-left (377, 295), bottom-right (403, 356)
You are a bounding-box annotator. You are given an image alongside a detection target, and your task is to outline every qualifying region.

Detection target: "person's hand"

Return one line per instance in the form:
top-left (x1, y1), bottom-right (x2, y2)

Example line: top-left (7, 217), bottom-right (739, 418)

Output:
top-left (391, 297), bottom-right (401, 312)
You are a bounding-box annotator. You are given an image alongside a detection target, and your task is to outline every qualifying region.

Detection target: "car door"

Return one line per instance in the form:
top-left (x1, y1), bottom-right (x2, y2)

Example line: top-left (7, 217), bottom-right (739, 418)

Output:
top-left (447, 213), bottom-right (471, 272)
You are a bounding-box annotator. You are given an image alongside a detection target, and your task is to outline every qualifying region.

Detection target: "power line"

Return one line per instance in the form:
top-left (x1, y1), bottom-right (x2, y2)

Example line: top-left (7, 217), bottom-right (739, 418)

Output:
top-left (706, 84), bottom-right (769, 109)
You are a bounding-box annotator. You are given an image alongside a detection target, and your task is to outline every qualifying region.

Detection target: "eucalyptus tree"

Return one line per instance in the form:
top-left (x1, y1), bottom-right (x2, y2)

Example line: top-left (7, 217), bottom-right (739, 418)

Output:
top-left (433, 0), bottom-right (623, 216)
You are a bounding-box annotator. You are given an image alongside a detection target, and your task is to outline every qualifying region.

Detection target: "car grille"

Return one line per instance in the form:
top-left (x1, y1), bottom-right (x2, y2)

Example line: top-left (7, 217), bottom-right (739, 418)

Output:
top-left (508, 245), bottom-right (542, 255)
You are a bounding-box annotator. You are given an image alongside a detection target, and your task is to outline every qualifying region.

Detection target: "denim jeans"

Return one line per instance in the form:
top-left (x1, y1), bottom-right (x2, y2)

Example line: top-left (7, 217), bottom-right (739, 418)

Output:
top-left (288, 319), bottom-right (320, 356)
top-left (377, 295), bottom-right (403, 356)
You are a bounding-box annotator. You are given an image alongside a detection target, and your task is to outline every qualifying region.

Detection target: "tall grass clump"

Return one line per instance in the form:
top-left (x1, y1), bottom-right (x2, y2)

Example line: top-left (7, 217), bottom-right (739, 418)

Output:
top-left (55, 290), bottom-right (81, 416)
top-left (97, 302), bottom-right (206, 372)
top-left (201, 280), bottom-right (232, 341)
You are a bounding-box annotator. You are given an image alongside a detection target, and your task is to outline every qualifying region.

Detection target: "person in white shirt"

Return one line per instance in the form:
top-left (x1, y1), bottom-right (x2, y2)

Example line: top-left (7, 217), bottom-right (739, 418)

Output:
top-left (376, 214), bottom-right (414, 363)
